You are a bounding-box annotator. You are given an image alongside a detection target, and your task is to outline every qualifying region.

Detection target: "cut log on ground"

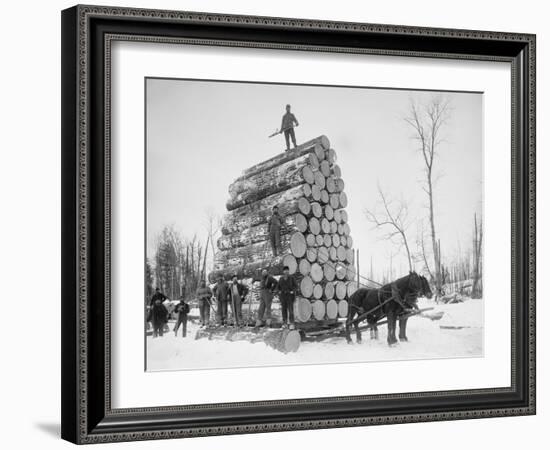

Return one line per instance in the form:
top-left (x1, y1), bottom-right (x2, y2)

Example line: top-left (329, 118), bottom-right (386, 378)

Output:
top-left (264, 328), bottom-right (301, 353)
top-left (195, 326), bottom-right (302, 354)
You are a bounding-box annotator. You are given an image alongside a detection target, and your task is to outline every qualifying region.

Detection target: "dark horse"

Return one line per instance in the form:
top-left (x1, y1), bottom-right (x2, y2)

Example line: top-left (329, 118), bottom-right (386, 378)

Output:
top-left (345, 272), bottom-right (433, 346)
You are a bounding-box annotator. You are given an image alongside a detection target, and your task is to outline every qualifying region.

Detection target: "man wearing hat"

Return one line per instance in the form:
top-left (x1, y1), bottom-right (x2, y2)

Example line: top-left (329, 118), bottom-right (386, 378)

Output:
top-left (277, 265), bottom-right (297, 329)
top-left (212, 275), bottom-right (231, 326)
top-left (149, 287), bottom-right (167, 307)
top-left (229, 274), bottom-right (249, 327)
top-left (256, 269), bottom-right (278, 327)
top-left (267, 205), bottom-right (283, 257)
top-left (279, 104), bottom-right (299, 151)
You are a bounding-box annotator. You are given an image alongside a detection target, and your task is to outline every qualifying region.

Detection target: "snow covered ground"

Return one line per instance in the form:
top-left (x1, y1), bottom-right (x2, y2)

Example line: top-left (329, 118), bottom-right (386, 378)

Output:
top-left (146, 298), bottom-right (483, 372)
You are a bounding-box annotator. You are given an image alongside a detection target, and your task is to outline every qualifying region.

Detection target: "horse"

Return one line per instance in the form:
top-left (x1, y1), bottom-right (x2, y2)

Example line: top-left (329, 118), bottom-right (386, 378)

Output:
top-left (345, 271), bottom-right (433, 346)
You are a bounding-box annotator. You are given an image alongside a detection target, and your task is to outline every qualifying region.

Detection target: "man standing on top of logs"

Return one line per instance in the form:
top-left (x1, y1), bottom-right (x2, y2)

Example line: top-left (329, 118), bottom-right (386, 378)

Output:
top-left (212, 276), bottom-right (231, 326)
top-left (279, 104), bottom-right (299, 151)
top-left (230, 275), bottom-right (249, 327)
top-left (267, 205), bottom-right (283, 257)
top-left (256, 269), bottom-right (278, 328)
top-left (277, 265), bottom-right (297, 329)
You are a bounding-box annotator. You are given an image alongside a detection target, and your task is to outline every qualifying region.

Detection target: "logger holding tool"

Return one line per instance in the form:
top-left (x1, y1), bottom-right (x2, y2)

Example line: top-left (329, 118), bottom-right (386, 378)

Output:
top-left (269, 104), bottom-right (299, 151)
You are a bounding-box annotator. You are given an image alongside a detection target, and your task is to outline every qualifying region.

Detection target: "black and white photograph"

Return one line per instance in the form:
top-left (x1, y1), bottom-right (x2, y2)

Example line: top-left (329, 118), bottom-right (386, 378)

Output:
top-left (145, 78), bottom-right (484, 371)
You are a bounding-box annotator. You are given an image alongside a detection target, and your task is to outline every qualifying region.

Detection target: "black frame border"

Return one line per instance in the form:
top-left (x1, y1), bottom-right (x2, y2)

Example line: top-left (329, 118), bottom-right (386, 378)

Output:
top-left (61, 4), bottom-right (536, 444)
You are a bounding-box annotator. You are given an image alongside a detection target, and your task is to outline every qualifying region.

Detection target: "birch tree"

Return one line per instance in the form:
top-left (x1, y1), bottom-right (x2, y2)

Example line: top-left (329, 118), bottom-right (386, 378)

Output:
top-left (405, 95), bottom-right (451, 297)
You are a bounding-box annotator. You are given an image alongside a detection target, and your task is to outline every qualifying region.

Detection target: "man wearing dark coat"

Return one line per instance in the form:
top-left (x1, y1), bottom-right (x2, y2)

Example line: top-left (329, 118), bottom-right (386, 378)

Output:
top-left (173, 296), bottom-right (190, 337)
top-left (256, 269), bottom-right (278, 327)
top-left (212, 276), bottom-right (231, 326)
top-left (279, 104), bottom-right (299, 151)
top-left (229, 275), bottom-right (249, 327)
top-left (196, 280), bottom-right (213, 327)
top-left (277, 266), bottom-right (297, 328)
top-left (267, 205), bottom-right (283, 257)
top-left (150, 298), bottom-right (168, 338)
top-left (149, 287), bottom-right (167, 307)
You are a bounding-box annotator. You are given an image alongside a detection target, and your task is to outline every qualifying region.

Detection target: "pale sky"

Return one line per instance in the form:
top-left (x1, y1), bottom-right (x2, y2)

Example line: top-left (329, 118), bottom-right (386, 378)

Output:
top-left (146, 78), bottom-right (482, 281)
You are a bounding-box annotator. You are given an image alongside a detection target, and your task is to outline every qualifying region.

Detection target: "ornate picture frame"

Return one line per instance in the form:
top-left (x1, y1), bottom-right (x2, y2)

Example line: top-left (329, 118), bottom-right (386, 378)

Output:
top-left (61, 5), bottom-right (535, 444)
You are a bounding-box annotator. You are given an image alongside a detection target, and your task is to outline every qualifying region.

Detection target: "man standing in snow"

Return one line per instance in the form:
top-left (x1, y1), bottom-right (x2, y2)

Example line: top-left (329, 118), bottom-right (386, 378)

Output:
top-left (277, 266), bottom-right (297, 329)
top-left (173, 296), bottom-right (190, 337)
top-left (212, 276), bottom-right (231, 326)
top-left (229, 275), bottom-right (249, 327)
top-left (279, 104), bottom-right (299, 151)
top-left (196, 280), bottom-right (213, 328)
top-left (149, 287), bottom-right (167, 307)
top-left (150, 298), bottom-right (168, 338)
top-left (267, 205), bottom-right (283, 257)
top-left (256, 269), bottom-right (278, 327)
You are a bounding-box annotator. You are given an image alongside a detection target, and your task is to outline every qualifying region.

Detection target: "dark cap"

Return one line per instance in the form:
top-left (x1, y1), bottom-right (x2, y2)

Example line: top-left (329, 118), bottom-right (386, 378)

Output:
top-left (283, 266), bottom-right (289, 271)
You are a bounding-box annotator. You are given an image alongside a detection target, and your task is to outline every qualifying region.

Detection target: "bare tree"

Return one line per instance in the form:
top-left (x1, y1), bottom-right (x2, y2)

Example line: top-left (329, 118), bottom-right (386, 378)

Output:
top-left (471, 213), bottom-right (483, 298)
top-left (365, 185), bottom-right (413, 272)
top-left (204, 208), bottom-right (222, 274)
top-left (405, 95), bottom-right (451, 297)
top-left (416, 220), bottom-right (434, 282)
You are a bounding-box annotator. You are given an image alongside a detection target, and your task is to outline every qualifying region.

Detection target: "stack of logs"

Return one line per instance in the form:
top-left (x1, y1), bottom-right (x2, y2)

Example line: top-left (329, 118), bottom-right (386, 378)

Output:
top-left (209, 135), bottom-right (357, 324)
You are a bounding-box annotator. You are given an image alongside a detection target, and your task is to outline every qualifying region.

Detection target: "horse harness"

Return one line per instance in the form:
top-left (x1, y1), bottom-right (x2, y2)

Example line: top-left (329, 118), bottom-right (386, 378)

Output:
top-left (350, 286), bottom-right (419, 326)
